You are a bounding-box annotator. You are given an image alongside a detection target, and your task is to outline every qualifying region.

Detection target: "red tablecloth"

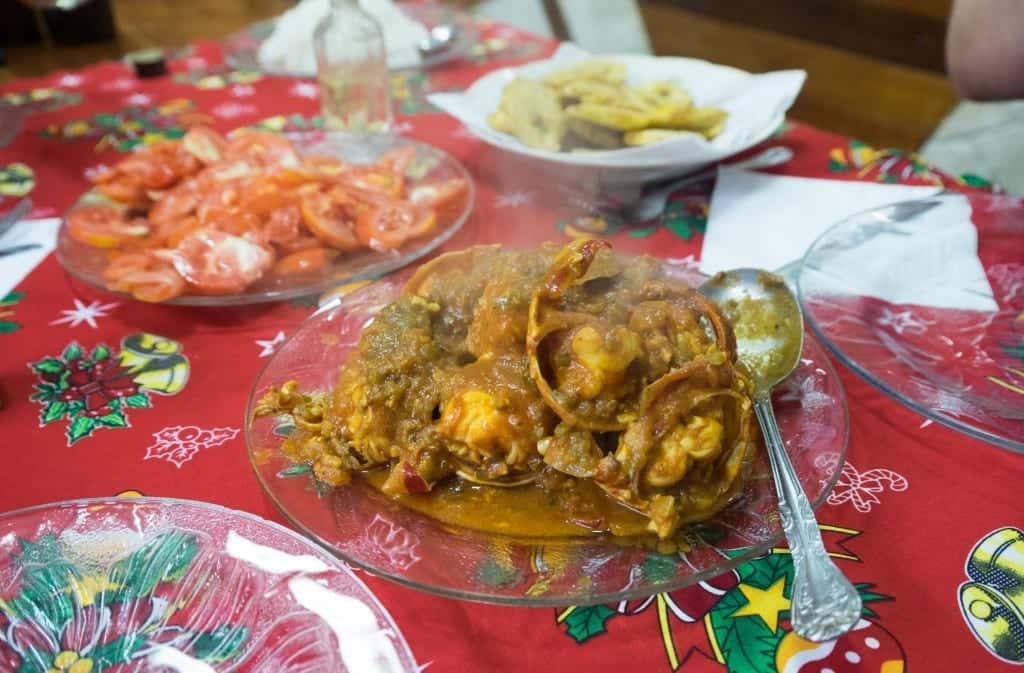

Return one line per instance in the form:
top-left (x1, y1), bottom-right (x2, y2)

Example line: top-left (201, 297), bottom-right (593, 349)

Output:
top-left (1, 20), bottom-right (1022, 673)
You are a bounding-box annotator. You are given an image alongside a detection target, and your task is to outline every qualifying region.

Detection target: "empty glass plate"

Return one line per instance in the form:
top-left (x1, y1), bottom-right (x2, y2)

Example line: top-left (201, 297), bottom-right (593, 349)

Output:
top-left (799, 191), bottom-right (1024, 453)
top-left (0, 497), bottom-right (417, 672)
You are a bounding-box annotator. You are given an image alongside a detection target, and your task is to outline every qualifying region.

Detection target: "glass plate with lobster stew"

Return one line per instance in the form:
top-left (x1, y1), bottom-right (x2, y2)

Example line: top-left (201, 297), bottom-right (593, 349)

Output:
top-left (246, 241), bottom-right (850, 606)
top-left (57, 129), bottom-right (474, 306)
top-left (0, 497), bottom-right (417, 673)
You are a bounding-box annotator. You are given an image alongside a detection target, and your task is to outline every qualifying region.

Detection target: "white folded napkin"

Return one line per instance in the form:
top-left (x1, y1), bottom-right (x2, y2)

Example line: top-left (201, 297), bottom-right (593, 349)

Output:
top-left (257, 0), bottom-right (429, 76)
top-left (0, 218), bottom-right (60, 298)
top-left (700, 167), bottom-right (997, 311)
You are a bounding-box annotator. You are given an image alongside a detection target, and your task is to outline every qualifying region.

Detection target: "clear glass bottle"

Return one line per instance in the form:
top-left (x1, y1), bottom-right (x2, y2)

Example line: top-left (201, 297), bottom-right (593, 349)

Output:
top-left (313, 0), bottom-right (393, 133)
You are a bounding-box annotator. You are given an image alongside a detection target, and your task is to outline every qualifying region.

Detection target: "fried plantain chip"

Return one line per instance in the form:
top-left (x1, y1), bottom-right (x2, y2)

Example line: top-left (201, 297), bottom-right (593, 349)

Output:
top-left (488, 77), bottom-right (566, 151)
top-left (660, 105), bottom-right (727, 132)
top-left (543, 60), bottom-right (627, 90)
top-left (565, 103), bottom-right (652, 132)
top-left (566, 117), bottom-right (625, 150)
top-left (623, 128), bottom-right (700, 147)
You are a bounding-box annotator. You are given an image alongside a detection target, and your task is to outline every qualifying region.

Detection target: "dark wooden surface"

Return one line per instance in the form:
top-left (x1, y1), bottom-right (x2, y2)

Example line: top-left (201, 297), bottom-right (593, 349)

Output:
top-left (645, 0), bottom-right (949, 74)
top-left (637, 0), bottom-right (958, 149)
top-left (0, 0), bottom-right (960, 150)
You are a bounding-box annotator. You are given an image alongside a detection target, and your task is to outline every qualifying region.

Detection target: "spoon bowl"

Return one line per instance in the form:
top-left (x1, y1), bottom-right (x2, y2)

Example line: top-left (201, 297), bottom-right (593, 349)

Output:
top-left (419, 22), bottom-right (459, 57)
top-left (700, 268), bottom-right (862, 642)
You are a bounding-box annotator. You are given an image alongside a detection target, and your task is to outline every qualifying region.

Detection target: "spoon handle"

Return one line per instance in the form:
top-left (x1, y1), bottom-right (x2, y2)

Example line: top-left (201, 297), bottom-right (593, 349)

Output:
top-left (753, 396), bottom-right (863, 642)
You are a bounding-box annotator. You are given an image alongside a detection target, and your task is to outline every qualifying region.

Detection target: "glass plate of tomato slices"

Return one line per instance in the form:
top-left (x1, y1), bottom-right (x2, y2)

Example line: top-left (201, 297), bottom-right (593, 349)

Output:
top-left (56, 129), bottom-right (475, 306)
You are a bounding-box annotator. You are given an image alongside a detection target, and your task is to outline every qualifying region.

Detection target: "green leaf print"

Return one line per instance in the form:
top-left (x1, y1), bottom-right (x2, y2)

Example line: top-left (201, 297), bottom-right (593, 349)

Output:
top-left (708, 587), bottom-right (780, 673)
top-left (90, 633), bottom-right (148, 670)
top-left (32, 358), bottom-right (64, 375)
top-left (641, 553), bottom-right (678, 584)
top-left (61, 342), bottom-right (84, 361)
top-left (95, 412), bottom-right (128, 428)
top-left (67, 415), bottom-right (97, 444)
top-left (108, 531), bottom-right (199, 598)
top-left (192, 625), bottom-right (250, 663)
top-left (563, 604), bottom-right (617, 643)
top-left (91, 344), bottom-right (112, 361)
top-left (41, 400), bottom-right (68, 424)
top-left (475, 558), bottom-right (523, 588)
top-left (121, 392), bottom-right (151, 409)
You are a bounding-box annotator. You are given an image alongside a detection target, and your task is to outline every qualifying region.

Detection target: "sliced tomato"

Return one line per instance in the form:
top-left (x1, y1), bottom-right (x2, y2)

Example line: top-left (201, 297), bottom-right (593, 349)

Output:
top-left (149, 186), bottom-right (199, 226)
top-left (276, 234), bottom-right (323, 255)
top-left (408, 205), bottom-right (437, 239)
top-left (273, 247), bottom-right (339, 276)
top-left (67, 205), bottom-right (149, 249)
top-left (355, 200), bottom-right (414, 251)
top-left (409, 178), bottom-right (469, 214)
top-left (300, 191), bottom-right (361, 251)
top-left (225, 131), bottom-right (300, 167)
top-left (241, 180), bottom-right (293, 216)
top-left (103, 252), bottom-right (186, 302)
top-left (163, 229), bottom-right (274, 294)
top-left (263, 205), bottom-right (302, 246)
top-left (377, 145), bottom-right (416, 176)
top-left (162, 216), bottom-right (205, 248)
top-left (182, 126), bottom-right (229, 164)
top-left (341, 166), bottom-right (404, 197)
top-left (96, 176), bottom-right (147, 207)
top-left (303, 154), bottom-right (346, 176)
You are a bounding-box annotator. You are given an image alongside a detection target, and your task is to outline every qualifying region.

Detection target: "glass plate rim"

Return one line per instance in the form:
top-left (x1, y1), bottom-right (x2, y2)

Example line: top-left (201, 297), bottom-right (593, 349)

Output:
top-left (243, 273), bottom-right (852, 607)
top-left (796, 191), bottom-right (1024, 454)
top-left (0, 495), bottom-right (418, 669)
top-left (55, 134), bottom-right (476, 307)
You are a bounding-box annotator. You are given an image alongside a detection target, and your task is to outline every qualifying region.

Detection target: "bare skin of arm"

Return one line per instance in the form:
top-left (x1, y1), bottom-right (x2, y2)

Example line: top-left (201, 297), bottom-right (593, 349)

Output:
top-left (947, 0), bottom-right (1024, 100)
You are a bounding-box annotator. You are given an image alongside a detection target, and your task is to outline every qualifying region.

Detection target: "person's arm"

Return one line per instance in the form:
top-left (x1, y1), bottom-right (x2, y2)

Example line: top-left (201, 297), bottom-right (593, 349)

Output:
top-left (946, 0), bottom-right (1024, 100)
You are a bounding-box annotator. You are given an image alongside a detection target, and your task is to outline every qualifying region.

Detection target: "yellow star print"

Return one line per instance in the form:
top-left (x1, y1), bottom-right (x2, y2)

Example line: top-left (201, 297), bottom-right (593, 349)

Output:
top-left (729, 577), bottom-right (791, 633)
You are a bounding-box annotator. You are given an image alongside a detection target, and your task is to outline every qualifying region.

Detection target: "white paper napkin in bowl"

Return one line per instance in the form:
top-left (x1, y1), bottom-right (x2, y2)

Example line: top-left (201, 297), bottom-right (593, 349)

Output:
top-left (257, 0), bottom-right (429, 75)
top-left (700, 167), bottom-right (997, 311)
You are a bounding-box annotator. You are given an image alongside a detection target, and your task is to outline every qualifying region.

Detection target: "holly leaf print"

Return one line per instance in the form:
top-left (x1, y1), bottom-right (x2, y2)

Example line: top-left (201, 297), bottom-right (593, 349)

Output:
top-left (9, 536), bottom-right (79, 629)
top-left (40, 400), bottom-right (68, 424)
top-left (708, 587), bottom-right (779, 673)
top-left (563, 604), bottom-right (617, 643)
top-left (31, 382), bottom-right (60, 402)
top-left (642, 553), bottom-right (677, 583)
top-left (121, 392), bottom-right (151, 409)
top-left (90, 633), bottom-right (148, 670)
top-left (31, 358), bottom-right (64, 375)
top-left (67, 415), bottom-right (97, 444)
top-left (91, 343), bottom-right (111, 361)
top-left (96, 411), bottom-right (128, 428)
top-left (475, 558), bottom-right (523, 588)
top-left (61, 342), bottom-right (83, 361)
top-left (192, 625), bottom-right (249, 663)
top-left (108, 531), bottom-right (199, 598)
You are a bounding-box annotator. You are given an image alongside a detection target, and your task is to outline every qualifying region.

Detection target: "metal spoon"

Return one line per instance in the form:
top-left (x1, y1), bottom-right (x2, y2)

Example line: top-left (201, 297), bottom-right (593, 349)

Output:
top-left (618, 146), bottom-right (794, 223)
top-left (418, 22), bottom-right (459, 58)
top-left (699, 268), bottom-right (862, 642)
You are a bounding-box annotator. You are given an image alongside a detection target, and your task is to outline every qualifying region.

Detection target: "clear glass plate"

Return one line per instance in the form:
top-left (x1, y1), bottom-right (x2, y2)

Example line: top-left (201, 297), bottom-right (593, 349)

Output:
top-left (222, 3), bottom-right (481, 77)
top-left (799, 191), bottom-right (1024, 453)
top-left (245, 262), bottom-right (850, 606)
top-left (56, 132), bottom-right (474, 306)
top-left (0, 497), bottom-right (417, 672)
